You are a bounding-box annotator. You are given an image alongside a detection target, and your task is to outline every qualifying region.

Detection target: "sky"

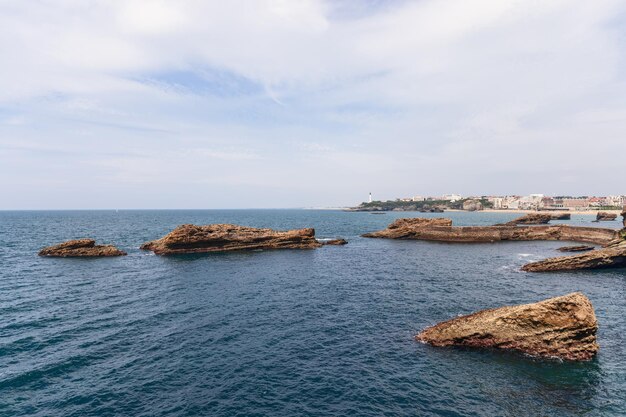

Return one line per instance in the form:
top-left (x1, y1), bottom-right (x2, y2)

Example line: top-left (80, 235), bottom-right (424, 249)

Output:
top-left (1, 0), bottom-right (625, 209)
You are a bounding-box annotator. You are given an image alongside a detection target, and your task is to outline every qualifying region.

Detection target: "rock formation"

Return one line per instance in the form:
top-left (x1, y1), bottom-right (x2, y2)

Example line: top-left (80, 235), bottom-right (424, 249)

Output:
top-left (622, 209), bottom-right (626, 227)
top-left (462, 200), bottom-right (483, 212)
top-left (522, 240), bottom-right (626, 272)
top-left (500, 213), bottom-right (553, 225)
top-left (362, 218), bottom-right (453, 239)
top-left (557, 245), bottom-right (595, 252)
top-left (416, 292), bottom-right (598, 361)
top-left (39, 239), bottom-right (127, 257)
top-left (140, 224), bottom-right (325, 255)
top-left (362, 218), bottom-right (617, 245)
top-left (596, 212), bottom-right (617, 221)
top-left (550, 213), bottom-right (571, 220)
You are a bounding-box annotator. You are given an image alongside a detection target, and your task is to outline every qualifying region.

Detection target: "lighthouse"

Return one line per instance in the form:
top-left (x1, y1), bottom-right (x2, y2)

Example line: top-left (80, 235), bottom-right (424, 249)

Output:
top-left (369, 192), bottom-right (372, 203)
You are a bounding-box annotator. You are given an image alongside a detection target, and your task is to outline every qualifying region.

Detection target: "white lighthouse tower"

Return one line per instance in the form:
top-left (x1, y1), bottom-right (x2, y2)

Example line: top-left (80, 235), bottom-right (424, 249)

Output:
top-left (369, 192), bottom-right (372, 203)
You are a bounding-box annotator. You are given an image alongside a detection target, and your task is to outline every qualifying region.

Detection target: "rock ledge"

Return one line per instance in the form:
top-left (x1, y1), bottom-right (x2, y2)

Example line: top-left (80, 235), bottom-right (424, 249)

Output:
top-left (39, 239), bottom-right (127, 257)
top-left (416, 292), bottom-right (598, 361)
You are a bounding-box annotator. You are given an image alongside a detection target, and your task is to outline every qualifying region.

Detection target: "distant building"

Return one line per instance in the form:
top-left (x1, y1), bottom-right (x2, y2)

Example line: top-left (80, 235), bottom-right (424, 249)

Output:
top-left (562, 198), bottom-right (590, 210)
top-left (412, 196), bottom-right (426, 202)
top-left (442, 194), bottom-right (462, 202)
top-left (488, 197), bottom-right (504, 209)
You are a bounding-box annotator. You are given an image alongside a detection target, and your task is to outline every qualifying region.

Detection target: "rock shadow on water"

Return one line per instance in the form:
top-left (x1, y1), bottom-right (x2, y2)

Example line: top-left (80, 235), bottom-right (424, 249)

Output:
top-left (419, 346), bottom-right (606, 416)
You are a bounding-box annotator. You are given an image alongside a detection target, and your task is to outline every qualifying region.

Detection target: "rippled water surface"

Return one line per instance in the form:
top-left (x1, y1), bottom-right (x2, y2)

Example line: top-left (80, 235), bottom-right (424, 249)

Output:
top-left (1, 210), bottom-right (624, 416)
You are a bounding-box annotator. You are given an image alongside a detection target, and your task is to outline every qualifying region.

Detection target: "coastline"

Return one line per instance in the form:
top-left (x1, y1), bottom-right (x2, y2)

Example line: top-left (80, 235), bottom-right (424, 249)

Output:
top-left (446, 209), bottom-right (621, 215)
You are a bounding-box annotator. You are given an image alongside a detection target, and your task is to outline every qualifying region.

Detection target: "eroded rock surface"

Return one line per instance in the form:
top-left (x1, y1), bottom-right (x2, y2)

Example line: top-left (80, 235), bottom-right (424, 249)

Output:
top-left (551, 213), bottom-right (571, 220)
top-left (596, 212), bottom-right (617, 221)
top-left (39, 239), bottom-right (127, 257)
top-left (362, 218), bottom-right (617, 245)
top-left (522, 241), bottom-right (626, 272)
top-left (361, 218), bottom-right (452, 239)
top-left (557, 245), bottom-right (595, 252)
top-left (141, 224), bottom-right (324, 255)
top-left (416, 292), bottom-right (598, 361)
top-left (500, 213), bottom-right (553, 225)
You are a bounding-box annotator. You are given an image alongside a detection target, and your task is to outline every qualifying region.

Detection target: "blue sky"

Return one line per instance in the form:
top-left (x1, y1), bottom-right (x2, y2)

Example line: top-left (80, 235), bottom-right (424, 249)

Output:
top-left (1, 0), bottom-right (625, 209)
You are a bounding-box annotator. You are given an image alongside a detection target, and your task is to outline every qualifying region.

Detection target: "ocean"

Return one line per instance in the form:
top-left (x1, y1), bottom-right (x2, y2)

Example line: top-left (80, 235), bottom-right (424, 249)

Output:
top-left (1, 209), bottom-right (624, 416)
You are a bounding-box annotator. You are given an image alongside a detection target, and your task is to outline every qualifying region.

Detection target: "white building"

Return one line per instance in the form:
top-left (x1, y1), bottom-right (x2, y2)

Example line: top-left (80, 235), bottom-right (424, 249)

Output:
top-left (442, 194), bottom-right (462, 202)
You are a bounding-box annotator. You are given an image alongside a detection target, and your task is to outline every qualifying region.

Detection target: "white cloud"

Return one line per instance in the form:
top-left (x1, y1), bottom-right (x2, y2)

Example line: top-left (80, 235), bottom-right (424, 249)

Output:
top-left (0, 0), bottom-right (625, 208)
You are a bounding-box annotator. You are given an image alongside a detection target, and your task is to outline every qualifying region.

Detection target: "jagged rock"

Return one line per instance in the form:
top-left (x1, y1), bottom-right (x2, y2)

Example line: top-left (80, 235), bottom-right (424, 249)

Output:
top-left (557, 245), bottom-right (595, 252)
top-left (361, 218), bottom-right (453, 238)
top-left (323, 238), bottom-right (348, 245)
top-left (363, 218), bottom-right (618, 245)
top-left (522, 240), bottom-right (626, 272)
top-left (596, 212), bottom-right (617, 221)
top-left (140, 224), bottom-right (323, 255)
top-left (622, 209), bottom-right (626, 227)
top-left (500, 213), bottom-right (553, 225)
top-left (550, 213), bottom-right (571, 220)
top-left (39, 239), bottom-right (127, 257)
top-left (416, 292), bottom-right (598, 361)
top-left (462, 200), bottom-right (483, 211)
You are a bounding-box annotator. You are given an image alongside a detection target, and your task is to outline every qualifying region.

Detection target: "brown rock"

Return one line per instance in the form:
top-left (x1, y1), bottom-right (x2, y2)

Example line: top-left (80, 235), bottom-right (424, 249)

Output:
top-left (500, 213), bottom-right (553, 225)
top-left (550, 213), bottom-right (571, 220)
top-left (416, 292), bottom-right (598, 361)
top-left (361, 217), bottom-right (453, 239)
top-left (522, 241), bottom-right (626, 272)
top-left (596, 212), bottom-right (617, 221)
top-left (622, 209), bottom-right (626, 227)
top-left (141, 224), bottom-right (323, 255)
top-left (39, 239), bottom-right (127, 257)
top-left (557, 245), bottom-right (595, 252)
top-left (363, 218), bottom-right (618, 245)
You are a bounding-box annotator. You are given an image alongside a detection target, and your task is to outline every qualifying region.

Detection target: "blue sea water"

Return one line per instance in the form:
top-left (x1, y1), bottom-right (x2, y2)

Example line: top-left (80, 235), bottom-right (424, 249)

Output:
top-left (0, 210), bottom-right (624, 417)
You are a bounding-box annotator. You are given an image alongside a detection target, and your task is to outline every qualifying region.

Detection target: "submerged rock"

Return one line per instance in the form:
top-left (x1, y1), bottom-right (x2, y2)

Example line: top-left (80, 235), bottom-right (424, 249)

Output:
top-left (416, 292), bottom-right (598, 361)
top-left (596, 212), bottom-right (617, 221)
top-left (361, 218), bottom-right (453, 239)
top-left (323, 238), bottom-right (348, 245)
top-left (522, 241), bottom-right (626, 272)
top-left (141, 224), bottom-right (323, 255)
top-left (500, 213), bottom-right (553, 225)
top-left (39, 239), bottom-right (127, 257)
top-left (557, 245), bottom-right (595, 252)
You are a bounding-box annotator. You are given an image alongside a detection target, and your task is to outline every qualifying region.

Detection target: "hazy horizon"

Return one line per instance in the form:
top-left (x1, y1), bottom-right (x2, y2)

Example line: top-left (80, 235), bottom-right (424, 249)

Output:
top-left (2, 1), bottom-right (626, 210)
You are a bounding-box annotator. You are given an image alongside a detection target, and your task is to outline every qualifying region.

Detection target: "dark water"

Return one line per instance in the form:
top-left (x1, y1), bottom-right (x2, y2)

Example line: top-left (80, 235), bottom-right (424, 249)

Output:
top-left (1, 210), bottom-right (624, 417)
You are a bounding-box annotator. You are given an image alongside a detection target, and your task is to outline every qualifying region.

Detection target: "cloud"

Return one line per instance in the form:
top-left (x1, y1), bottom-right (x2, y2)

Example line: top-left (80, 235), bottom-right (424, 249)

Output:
top-left (0, 0), bottom-right (625, 208)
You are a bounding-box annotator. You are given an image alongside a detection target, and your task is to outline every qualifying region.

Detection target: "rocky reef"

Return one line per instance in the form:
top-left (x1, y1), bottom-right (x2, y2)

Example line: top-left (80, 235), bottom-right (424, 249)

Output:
top-left (362, 218), bottom-right (617, 245)
top-left (416, 292), bottom-right (598, 361)
top-left (500, 213), bottom-right (553, 225)
top-left (596, 212), bottom-right (617, 221)
top-left (141, 224), bottom-right (325, 255)
top-left (557, 245), bottom-right (595, 252)
top-left (39, 239), bottom-right (127, 257)
top-left (522, 240), bottom-right (626, 272)
top-left (361, 218), bottom-right (452, 239)
top-left (550, 213), bottom-right (571, 220)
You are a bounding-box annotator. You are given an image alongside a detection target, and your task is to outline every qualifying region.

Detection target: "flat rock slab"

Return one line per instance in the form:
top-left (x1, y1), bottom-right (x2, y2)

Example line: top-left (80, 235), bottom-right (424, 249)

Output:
top-left (361, 218), bottom-right (452, 239)
top-left (362, 218), bottom-right (618, 245)
top-left (39, 239), bottom-right (127, 257)
top-left (416, 292), bottom-right (598, 361)
top-left (501, 213), bottom-right (554, 225)
top-left (557, 245), bottom-right (595, 252)
top-left (522, 241), bottom-right (626, 272)
top-left (141, 224), bottom-right (323, 255)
